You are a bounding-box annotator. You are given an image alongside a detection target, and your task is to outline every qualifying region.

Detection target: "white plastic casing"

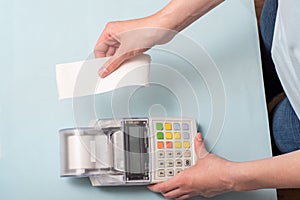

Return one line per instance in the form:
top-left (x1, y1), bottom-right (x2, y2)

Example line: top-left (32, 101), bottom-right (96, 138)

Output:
top-left (59, 117), bottom-right (197, 186)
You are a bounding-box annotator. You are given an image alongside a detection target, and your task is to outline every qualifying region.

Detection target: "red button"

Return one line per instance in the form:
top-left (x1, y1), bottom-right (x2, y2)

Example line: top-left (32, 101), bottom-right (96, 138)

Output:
top-left (166, 142), bottom-right (173, 148)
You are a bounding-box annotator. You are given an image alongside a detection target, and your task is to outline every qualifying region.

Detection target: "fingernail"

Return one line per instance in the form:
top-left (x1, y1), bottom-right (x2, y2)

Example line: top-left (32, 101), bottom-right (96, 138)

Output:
top-left (147, 185), bottom-right (155, 191)
top-left (197, 133), bottom-right (203, 141)
top-left (98, 68), bottom-right (108, 77)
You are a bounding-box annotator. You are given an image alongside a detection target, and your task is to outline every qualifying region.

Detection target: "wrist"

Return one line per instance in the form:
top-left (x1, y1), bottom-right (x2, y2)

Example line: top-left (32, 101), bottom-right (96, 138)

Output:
top-left (222, 160), bottom-right (254, 192)
top-left (151, 0), bottom-right (224, 32)
top-left (228, 161), bottom-right (258, 192)
top-left (221, 161), bottom-right (239, 192)
top-left (226, 162), bottom-right (242, 192)
top-left (134, 14), bottom-right (177, 45)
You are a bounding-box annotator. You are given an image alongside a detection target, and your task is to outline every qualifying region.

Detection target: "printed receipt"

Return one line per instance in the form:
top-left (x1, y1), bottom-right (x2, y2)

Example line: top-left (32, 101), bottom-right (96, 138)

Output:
top-left (56, 54), bottom-right (150, 99)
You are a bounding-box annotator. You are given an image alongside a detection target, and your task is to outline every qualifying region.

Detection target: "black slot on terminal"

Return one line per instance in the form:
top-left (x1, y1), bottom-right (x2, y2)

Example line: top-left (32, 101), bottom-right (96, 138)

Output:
top-left (123, 120), bottom-right (149, 181)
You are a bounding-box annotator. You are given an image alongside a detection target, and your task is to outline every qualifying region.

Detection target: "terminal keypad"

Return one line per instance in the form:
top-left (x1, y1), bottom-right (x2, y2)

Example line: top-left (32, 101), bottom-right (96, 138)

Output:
top-left (153, 120), bottom-right (194, 181)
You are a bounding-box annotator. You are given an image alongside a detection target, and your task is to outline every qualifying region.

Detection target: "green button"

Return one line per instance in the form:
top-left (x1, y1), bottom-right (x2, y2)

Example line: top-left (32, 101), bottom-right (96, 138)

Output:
top-left (157, 132), bottom-right (164, 139)
top-left (156, 123), bottom-right (163, 130)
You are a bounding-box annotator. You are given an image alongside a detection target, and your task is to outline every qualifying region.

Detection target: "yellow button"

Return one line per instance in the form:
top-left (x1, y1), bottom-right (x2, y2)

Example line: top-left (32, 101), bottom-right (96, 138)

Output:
top-left (183, 141), bottom-right (190, 148)
top-left (174, 132), bottom-right (181, 139)
top-left (175, 141), bottom-right (182, 148)
top-left (165, 123), bottom-right (172, 130)
top-left (166, 132), bottom-right (172, 139)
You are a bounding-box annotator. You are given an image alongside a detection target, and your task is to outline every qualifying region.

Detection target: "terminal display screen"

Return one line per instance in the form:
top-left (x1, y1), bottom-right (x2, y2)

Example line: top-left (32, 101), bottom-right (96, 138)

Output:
top-left (123, 120), bottom-right (149, 181)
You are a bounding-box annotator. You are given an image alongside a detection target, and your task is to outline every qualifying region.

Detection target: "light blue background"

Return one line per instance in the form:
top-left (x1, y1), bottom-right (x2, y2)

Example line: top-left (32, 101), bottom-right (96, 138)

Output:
top-left (0, 0), bottom-right (277, 199)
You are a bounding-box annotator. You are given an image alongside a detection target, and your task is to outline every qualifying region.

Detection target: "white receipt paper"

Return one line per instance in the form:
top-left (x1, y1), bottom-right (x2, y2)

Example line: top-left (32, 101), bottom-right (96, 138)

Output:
top-left (56, 54), bottom-right (150, 99)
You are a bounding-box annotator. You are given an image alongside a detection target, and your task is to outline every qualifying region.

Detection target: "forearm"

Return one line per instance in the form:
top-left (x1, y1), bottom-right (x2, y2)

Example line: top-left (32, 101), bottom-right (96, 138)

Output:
top-left (95, 0), bottom-right (224, 76)
top-left (151, 0), bottom-right (224, 31)
top-left (231, 150), bottom-right (300, 191)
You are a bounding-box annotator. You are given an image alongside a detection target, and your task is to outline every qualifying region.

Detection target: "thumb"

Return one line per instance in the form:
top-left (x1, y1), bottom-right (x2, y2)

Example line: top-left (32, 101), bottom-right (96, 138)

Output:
top-left (194, 133), bottom-right (209, 159)
top-left (98, 49), bottom-right (133, 78)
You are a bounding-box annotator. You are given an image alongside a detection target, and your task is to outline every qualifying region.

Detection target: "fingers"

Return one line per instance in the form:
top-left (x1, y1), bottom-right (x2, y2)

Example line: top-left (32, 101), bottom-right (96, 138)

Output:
top-left (148, 186), bottom-right (194, 200)
top-left (98, 46), bottom-right (148, 78)
top-left (94, 39), bottom-right (120, 58)
top-left (106, 46), bottom-right (117, 57)
top-left (175, 194), bottom-right (192, 200)
top-left (95, 21), bottom-right (153, 77)
top-left (194, 133), bottom-right (208, 159)
top-left (148, 184), bottom-right (189, 200)
top-left (163, 188), bottom-right (188, 199)
top-left (148, 177), bottom-right (195, 200)
top-left (147, 182), bottom-right (178, 194)
top-left (98, 50), bottom-right (131, 78)
top-left (147, 174), bottom-right (183, 194)
top-left (94, 42), bottom-right (108, 58)
top-left (94, 25), bottom-right (120, 58)
top-left (163, 188), bottom-right (182, 198)
top-left (94, 35), bottom-right (110, 58)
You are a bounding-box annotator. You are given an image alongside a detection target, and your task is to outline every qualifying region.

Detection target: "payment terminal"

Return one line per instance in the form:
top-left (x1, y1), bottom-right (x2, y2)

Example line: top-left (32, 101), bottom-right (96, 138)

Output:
top-left (59, 117), bottom-right (197, 186)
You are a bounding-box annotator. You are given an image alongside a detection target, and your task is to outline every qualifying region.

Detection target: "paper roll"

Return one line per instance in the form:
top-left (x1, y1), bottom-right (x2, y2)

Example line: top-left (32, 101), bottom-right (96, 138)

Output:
top-left (67, 133), bottom-right (113, 170)
top-left (112, 131), bottom-right (125, 172)
top-left (56, 54), bottom-right (151, 99)
top-left (95, 134), bottom-right (113, 169)
top-left (67, 135), bottom-right (96, 170)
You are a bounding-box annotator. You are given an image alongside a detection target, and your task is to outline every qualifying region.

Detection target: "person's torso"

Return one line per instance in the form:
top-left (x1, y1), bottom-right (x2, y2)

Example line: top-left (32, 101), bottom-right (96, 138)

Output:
top-left (272, 0), bottom-right (300, 119)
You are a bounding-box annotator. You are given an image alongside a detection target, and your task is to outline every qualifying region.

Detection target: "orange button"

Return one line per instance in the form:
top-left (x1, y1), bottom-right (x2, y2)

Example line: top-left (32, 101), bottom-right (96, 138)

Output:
top-left (157, 142), bottom-right (164, 149)
top-left (166, 141), bottom-right (173, 148)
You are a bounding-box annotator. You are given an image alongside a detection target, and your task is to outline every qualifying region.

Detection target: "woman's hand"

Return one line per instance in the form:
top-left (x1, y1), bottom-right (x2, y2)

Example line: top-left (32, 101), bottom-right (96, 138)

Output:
top-left (94, 17), bottom-right (175, 78)
top-left (148, 133), bottom-right (235, 199)
top-left (94, 0), bottom-right (224, 78)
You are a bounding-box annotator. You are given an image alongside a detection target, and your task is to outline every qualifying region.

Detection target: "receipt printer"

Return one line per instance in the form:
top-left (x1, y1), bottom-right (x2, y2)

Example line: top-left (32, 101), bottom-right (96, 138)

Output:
top-left (59, 117), bottom-right (197, 186)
